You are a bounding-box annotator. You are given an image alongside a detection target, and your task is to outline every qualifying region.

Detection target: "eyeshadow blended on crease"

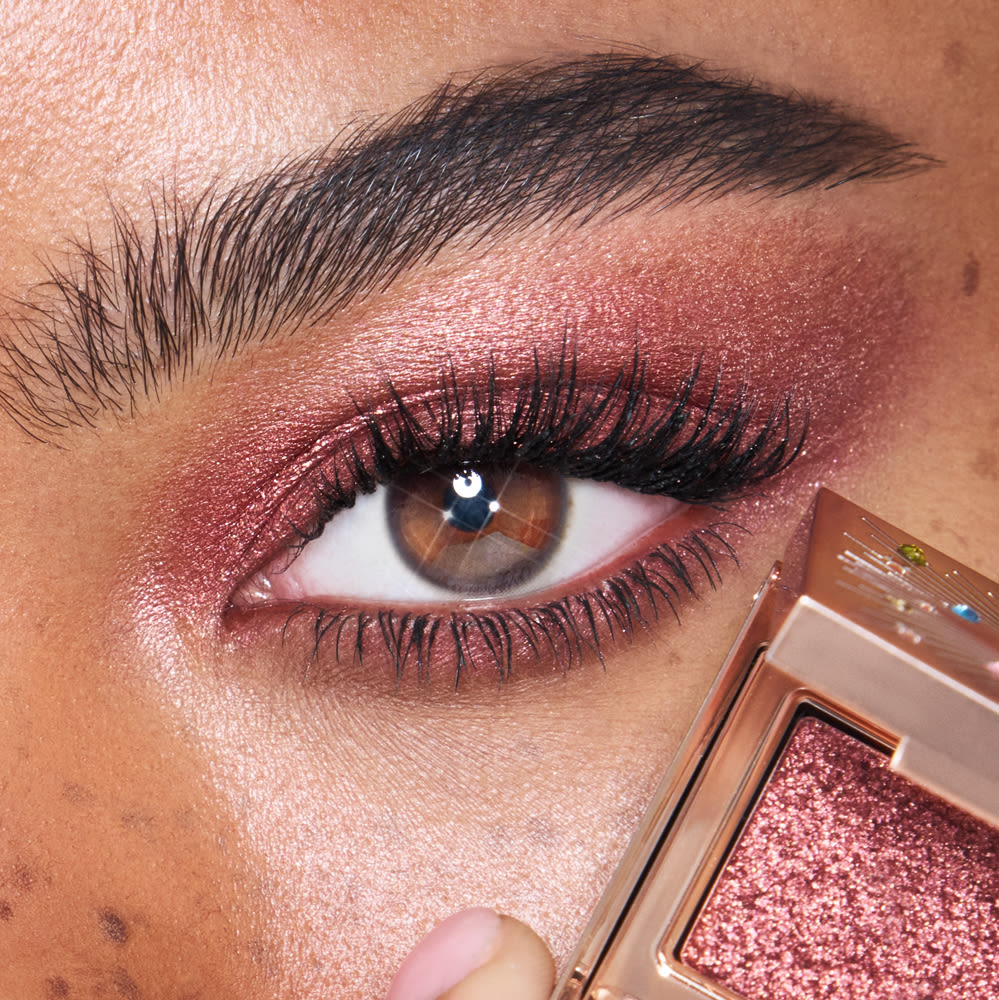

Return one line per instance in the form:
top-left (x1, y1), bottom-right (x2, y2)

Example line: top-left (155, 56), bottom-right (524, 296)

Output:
top-left (682, 716), bottom-right (999, 1000)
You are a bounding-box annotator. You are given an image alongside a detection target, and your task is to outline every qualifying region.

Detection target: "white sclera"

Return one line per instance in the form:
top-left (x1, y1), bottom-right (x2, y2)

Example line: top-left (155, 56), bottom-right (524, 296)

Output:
top-left (261, 478), bottom-right (684, 604)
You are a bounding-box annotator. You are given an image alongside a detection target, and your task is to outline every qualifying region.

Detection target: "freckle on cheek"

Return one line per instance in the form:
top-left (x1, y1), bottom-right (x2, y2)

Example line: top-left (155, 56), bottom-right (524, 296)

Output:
top-left (10, 861), bottom-right (35, 891)
top-left (971, 447), bottom-right (999, 482)
top-left (62, 782), bottom-right (92, 804)
top-left (962, 253), bottom-right (980, 296)
top-left (98, 908), bottom-right (130, 944)
top-left (943, 40), bottom-right (967, 75)
top-left (111, 968), bottom-right (141, 999)
top-left (45, 976), bottom-right (71, 999)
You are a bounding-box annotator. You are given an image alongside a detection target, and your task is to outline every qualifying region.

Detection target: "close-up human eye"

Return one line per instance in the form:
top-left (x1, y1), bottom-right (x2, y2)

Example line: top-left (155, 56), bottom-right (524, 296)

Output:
top-left (226, 355), bottom-right (803, 681)
top-left (0, 6), bottom-right (996, 1000)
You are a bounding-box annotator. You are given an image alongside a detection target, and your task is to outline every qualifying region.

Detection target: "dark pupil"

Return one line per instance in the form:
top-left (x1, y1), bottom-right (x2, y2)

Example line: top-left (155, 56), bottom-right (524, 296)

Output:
top-left (443, 471), bottom-right (498, 533)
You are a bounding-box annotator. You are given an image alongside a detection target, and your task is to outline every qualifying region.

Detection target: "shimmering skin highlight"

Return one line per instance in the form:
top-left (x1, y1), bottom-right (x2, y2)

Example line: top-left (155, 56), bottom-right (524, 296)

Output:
top-left (682, 717), bottom-right (999, 999)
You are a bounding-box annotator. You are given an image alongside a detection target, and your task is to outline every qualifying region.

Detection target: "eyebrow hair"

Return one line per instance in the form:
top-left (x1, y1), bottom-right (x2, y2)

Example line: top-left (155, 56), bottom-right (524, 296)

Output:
top-left (0, 53), bottom-right (934, 440)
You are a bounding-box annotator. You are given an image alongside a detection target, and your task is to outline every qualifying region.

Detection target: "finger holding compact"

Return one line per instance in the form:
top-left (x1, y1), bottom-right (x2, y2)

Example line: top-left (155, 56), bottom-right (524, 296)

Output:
top-left (386, 908), bottom-right (556, 1000)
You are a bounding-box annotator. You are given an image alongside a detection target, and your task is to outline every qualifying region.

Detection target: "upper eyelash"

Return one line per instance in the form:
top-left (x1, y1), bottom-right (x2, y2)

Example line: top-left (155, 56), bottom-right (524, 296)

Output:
top-left (299, 345), bottom-right (807, 539)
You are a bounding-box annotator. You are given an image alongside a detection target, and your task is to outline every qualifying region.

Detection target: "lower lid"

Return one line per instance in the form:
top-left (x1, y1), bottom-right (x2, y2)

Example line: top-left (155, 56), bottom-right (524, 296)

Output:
top-left (226, 518), bottom-right (745, 689)
top-left (554, 490), bottom-right (999, 1000)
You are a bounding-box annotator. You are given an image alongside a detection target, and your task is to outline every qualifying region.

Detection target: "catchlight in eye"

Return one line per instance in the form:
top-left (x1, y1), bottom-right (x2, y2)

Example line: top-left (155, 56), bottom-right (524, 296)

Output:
top-left (388, 465), bottom-right (567, 595)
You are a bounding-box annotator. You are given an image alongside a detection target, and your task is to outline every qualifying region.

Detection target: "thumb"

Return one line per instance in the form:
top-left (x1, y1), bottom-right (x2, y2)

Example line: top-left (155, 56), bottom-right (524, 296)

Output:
top-left (386, 907), bottom-right (556, 1000)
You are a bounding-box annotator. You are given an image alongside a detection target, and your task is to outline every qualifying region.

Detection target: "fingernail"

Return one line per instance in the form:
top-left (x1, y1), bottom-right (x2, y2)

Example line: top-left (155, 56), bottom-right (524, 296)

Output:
top-left (387, 907), bottom-right (501, 1000)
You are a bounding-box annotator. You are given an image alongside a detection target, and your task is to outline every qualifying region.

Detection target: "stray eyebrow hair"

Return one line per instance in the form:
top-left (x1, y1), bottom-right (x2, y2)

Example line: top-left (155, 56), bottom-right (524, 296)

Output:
top-left (0, 53), bottom-right (934, 440)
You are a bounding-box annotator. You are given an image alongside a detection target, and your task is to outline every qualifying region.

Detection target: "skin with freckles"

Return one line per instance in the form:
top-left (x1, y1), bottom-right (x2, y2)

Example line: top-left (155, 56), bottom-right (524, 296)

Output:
top-left (0, 2), bottom-right (996, 999)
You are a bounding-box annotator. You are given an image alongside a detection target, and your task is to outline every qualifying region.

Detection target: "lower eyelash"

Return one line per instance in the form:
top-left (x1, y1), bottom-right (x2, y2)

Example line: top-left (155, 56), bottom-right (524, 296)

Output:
top-left (279, 521), bottom-right (743, 687)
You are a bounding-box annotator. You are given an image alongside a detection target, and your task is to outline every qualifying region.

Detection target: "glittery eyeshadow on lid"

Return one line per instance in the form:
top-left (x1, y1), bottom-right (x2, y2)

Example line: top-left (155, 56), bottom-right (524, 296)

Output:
top-left (682, 716), bottom-right (999, 1000)
top-left (552, 490), bottom-right (999, 1000)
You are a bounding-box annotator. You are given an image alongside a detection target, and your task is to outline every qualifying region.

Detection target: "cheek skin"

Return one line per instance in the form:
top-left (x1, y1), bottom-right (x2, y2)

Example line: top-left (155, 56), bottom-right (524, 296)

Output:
top-left (0, 641), bottom-right (268, 997)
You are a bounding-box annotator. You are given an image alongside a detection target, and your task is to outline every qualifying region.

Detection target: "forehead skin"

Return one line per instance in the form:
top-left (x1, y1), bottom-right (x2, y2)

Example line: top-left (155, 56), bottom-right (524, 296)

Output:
top-left (0, 2), bottom-right (996, 999)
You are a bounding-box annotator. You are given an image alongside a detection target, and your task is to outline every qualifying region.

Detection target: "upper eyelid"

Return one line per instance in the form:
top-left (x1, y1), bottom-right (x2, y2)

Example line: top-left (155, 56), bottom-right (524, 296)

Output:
top-left (0, 53), bottom-right (933, 442)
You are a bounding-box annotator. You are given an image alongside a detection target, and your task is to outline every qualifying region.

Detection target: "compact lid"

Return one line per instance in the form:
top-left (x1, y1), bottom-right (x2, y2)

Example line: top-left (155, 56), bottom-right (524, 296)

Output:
top-left (767, 488), bottom-right (999, 824)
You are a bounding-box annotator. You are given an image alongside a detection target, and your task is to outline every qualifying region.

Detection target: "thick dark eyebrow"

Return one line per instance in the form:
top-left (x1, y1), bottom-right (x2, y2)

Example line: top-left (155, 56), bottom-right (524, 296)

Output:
top-left (0, 53), bottom-right (934, 440)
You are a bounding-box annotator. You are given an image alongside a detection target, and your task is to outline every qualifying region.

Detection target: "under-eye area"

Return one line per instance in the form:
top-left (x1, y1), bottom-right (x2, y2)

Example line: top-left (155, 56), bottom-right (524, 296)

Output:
top-left (226, 348), bottom-right (806, 685)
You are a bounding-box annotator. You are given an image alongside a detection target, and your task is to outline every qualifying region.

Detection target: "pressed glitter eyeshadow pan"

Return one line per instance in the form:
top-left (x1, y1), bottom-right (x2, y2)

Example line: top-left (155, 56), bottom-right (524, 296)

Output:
top-left (683, 717), bottom-right (999, 1000)
top-left (553, 490), bottom-right (999, 1000)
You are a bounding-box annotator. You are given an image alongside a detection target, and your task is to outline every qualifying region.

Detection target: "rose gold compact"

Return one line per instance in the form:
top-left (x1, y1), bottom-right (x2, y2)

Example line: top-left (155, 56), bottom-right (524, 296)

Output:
top-left (554, 488), bottom-right (999, 1000)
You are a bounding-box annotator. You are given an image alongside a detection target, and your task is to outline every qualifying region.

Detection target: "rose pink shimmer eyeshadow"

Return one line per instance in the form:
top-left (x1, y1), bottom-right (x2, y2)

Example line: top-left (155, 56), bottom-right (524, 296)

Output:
top-left (681, 716), bottom-right (999, 999)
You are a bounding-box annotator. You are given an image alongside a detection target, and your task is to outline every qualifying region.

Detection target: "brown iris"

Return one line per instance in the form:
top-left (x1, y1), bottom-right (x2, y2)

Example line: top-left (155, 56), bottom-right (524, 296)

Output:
top-left (387, 465), bottom-right (567, 594)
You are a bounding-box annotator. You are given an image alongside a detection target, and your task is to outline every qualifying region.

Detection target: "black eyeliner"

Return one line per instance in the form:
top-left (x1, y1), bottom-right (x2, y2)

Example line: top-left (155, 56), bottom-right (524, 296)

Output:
top-left (305, 346), bottom-right (805, 527)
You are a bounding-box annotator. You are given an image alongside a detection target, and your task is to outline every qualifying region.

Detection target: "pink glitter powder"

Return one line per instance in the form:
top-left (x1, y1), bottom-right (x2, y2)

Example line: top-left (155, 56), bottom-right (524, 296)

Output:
top-left (682, 717), bottom-right (999, 999)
